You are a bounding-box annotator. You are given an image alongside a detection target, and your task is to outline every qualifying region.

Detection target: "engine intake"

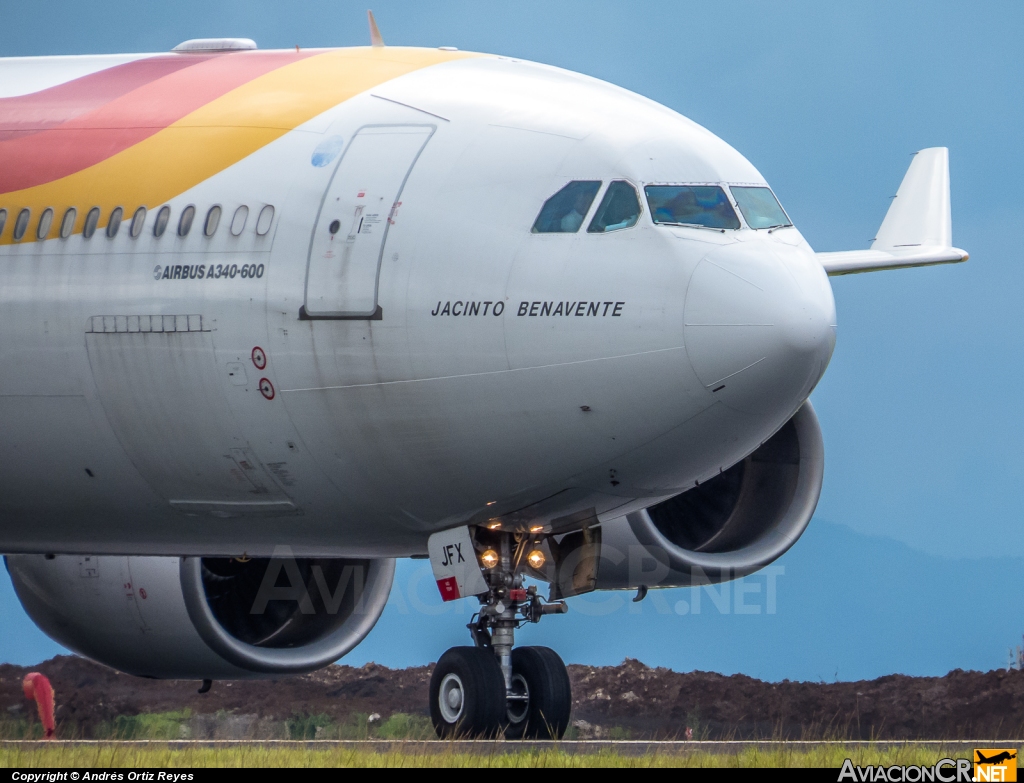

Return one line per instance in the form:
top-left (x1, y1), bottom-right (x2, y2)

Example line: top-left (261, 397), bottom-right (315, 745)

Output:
top-left (6, 553), bottom-right (394, 679)
top-left (180, 555), bottom-right (393, 674)
top-left (595, 400), bottom-right (824, 588)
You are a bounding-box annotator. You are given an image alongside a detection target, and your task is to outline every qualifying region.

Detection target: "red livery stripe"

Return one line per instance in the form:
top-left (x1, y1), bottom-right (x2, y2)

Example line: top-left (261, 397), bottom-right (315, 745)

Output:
top-left (0, 55), bottom-right (217, 142)
top-left (0, 50), bottom-right (315, 195)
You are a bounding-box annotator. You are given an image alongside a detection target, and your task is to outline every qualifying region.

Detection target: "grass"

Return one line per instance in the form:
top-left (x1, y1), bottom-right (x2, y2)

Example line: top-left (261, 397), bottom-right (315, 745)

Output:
top-left (102, 710), bottom-right (193, 741)
top-left (283, 712), bottom-right (434, 740)
top-left (0, 720), bottom-right (42, 740)
top-left (2, 715), bottom-right (1016, 766)
top-left (0, 742), bottom-right (1012, 768)
top-left (0, 711), bottom-right (437, 742)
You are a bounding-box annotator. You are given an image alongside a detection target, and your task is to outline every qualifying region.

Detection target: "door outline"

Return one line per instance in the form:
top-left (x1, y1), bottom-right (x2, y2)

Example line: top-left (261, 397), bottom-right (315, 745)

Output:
top-left (300, 123), bottom-right (436, 321)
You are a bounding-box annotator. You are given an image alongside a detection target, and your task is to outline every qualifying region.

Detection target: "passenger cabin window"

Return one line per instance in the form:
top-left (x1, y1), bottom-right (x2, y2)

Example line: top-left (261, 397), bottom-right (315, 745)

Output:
top-left (83, 208), bottom-right (100, 239)
top-left (204, 205), bottom-right (221, 237)
top-left (255, 205), bottom-right (274, 236)
top-left (13, 209), bottom-right (30, 241)
top-left (0, 209), bottom-right (6, 237)
top-left (230, 205), bottom-right (248, 236)
top-left (532, 181), bottom-right (601, 233)
top-left (644, 185), bottom-right (740, 230)
top-left (130, 207), bottom-right (146, 238)
top-left (588, 181), bottom-right (641, 233)
top-left (178, 205), bottom-right (195, 237)
top-left (60, 208), bottom-right (76, 239)
top-left (107, 207), bottom-right (123, 238)
top-left (731, 186), bottom-right (792, 229)
top-left (36, 208), bottom-right (53, 240)
top-left (153, 206), bottom-right (170, 237)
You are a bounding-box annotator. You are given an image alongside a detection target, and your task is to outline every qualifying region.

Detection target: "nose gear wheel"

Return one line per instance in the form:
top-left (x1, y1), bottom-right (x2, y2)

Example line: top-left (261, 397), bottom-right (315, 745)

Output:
top-left (429, 646), bottom-right (505, 738)
top-left (502, 646), bottom-right (572, 739)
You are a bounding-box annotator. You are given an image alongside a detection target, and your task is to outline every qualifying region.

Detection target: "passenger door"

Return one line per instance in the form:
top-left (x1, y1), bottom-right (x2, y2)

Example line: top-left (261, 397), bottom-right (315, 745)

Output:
top-left (303, 124), bottom-right (434, 318)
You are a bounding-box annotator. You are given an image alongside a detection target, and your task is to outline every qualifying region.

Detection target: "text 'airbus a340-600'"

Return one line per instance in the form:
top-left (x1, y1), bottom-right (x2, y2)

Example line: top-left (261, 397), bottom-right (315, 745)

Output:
top-left (0, 12), bottom-right (966, 738)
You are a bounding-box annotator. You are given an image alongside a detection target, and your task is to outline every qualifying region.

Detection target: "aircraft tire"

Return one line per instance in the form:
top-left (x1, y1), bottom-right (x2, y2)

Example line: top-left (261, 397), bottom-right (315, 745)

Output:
top-left (502, 646), bottom-right (572, 739)
top-left (429, 646), bottom-right (506, 738)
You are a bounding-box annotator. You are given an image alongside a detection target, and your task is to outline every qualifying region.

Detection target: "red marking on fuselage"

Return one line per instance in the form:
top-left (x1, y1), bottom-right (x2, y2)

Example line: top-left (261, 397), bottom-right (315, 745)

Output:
top-left (251, 346), bottom-right (267, 370)
top-left (0, 55), bottom-right (217, 142)
top-left (0, 50), bottom-right (315, 195)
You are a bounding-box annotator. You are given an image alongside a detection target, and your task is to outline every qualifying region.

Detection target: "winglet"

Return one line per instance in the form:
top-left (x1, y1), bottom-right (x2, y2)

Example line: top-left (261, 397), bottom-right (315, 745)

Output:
top-left (873, 147), bottom-right (951, 251)
top-left (368, 10), bottom-right (385, 47)
top-left (817, 147), bottom-right (968, 276)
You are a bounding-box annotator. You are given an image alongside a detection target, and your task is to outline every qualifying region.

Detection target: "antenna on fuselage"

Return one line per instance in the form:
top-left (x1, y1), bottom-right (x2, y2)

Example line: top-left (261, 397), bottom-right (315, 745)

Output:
top-left (368, 10), bottom-right (385, 47)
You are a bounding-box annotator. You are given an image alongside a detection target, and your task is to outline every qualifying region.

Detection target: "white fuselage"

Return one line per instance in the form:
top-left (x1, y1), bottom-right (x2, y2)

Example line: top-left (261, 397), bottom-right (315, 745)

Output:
top-left (0, 52), bottom-right (836, 557)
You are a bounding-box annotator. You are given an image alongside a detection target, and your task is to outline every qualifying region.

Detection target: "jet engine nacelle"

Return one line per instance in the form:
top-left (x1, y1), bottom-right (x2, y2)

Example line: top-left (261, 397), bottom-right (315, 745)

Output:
top-left (4, 553), bottom-right (394, 679)
top-left (594, 401), bottom-right (824, 589)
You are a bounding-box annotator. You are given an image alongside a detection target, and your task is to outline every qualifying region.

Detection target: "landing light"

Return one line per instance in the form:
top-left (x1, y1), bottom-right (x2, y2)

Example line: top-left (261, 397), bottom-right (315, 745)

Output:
top-left (527, 550), bottom-right (546, 569)
top-left (480, 550), bottom-right (499, 569)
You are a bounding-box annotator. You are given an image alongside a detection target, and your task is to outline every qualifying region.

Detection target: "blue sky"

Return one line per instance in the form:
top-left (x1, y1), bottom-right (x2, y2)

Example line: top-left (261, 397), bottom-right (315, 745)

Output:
top-left (1, 1), bottom-right (1022, 678)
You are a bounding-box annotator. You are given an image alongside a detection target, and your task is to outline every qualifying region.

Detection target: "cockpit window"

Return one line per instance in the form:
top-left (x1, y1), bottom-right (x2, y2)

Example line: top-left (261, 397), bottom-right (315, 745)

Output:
top-left (644, 185), bottom-right (740, 230)
top-left (588, 181), bottom-right (641, 233)
top-left (731, 186), bottom-right (792, 229)
top-left (532, 181), bottom-right (601, 233)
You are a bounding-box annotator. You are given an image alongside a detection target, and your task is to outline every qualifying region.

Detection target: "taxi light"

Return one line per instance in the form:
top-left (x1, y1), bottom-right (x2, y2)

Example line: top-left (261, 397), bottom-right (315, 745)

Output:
top-left (527, 549), bottom-right (546, 569)
top-left (480, 549), bottom-right (499, 568)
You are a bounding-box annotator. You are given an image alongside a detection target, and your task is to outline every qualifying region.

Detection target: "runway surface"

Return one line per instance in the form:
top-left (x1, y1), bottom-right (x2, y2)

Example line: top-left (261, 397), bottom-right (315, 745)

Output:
top-left (2, 739), bottom-right (1019, 753)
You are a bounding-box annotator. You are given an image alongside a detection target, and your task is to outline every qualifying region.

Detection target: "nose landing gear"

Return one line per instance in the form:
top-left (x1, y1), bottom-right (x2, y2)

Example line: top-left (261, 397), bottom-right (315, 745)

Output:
top-left (428, 530), bottom-right (572, 739)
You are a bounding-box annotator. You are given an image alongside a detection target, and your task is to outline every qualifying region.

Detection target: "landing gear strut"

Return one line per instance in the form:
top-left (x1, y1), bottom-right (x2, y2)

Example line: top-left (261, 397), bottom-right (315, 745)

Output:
top-left (429, 530), bottom-right (572, 738)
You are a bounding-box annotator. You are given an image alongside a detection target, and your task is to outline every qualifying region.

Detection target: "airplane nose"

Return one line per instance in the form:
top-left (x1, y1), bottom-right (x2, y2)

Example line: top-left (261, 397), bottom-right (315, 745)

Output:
top-left (683, 240), bottom-right (836, 417)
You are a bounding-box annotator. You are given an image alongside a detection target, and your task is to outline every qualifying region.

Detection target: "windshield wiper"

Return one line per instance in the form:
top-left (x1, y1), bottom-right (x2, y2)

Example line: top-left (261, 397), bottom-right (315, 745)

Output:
top-left (659, 221), bottom-right (730, 232)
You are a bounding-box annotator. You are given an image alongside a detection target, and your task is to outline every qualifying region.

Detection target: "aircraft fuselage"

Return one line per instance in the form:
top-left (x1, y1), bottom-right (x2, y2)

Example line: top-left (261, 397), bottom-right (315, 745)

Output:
top-left (0, 47), bottom-right (836, 557)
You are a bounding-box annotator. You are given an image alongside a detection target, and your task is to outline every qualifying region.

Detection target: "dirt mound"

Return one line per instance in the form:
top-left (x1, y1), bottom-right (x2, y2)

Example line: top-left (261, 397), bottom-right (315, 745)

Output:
top-left (3, 656), bottom-right (1023, 739)
top-left (569, 658), bottom-right (1024, 739)
top-left (0, 656), bottom-right (432, 738)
